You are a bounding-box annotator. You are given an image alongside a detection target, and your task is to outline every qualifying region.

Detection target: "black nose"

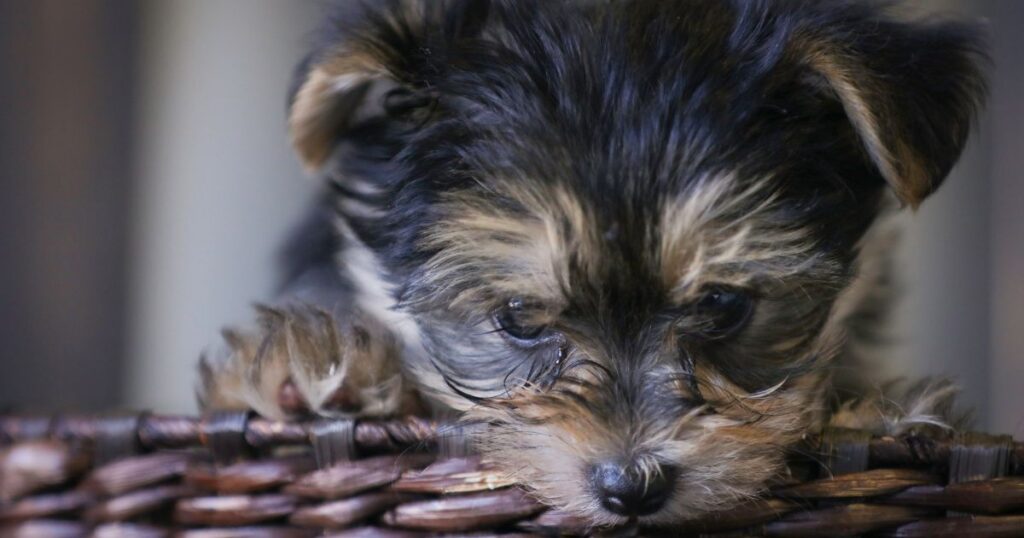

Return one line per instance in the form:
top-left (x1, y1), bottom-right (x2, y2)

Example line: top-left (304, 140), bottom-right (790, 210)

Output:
top-left (589, 460), bottom-right (677, 516)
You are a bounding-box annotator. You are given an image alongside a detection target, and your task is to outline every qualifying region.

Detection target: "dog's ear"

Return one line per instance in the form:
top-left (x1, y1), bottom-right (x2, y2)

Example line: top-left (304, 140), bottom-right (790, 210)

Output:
top-left (800, 14), bottom-right (987, 208)
top-left (288, 51), bottom-right (387, 172)
top-left (288, 0), bottom-right (491, 172)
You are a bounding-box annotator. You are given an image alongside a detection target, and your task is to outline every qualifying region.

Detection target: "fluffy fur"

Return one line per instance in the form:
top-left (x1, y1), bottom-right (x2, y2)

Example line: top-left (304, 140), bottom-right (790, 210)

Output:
top-left (197, 0), bottom-right (987, 527)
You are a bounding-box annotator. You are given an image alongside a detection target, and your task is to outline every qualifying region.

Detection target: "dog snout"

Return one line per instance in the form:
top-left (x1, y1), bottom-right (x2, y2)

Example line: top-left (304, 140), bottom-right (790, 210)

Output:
top-left (589, 460), bottom-right (677, 517)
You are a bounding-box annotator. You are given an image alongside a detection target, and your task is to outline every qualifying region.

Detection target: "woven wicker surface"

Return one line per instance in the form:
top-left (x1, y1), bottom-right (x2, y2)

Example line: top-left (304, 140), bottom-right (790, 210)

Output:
top-left (1, 413), bottom-right (1023, 537)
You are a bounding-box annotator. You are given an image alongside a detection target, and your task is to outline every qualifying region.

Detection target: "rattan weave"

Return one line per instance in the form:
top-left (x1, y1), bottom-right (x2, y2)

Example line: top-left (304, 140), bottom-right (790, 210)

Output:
top-left (1, 413), bottom-right (1022, 537)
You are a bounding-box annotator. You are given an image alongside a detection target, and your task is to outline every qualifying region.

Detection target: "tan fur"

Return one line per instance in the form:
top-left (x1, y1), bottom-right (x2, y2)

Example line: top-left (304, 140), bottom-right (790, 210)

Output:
top-left (421, 182), bottom-right (600, 310)
top-left (289, 53), bottom-right (386, 171)
top-left (801, 43), bottom-right (931, 208)
top-left (829, 378), bottom-right (965, 436)
top-left (466, 360), bottom-right (829, 526)
top-left (658, 175), bottom-right (824, 301)
top-left (197, 304), bottom-right (419, 420)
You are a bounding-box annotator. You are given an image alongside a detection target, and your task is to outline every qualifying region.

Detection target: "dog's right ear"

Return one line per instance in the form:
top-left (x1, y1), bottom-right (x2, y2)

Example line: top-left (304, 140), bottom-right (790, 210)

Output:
top-left (794, 8), bottom-right (988, 209)
top-left (288, 0), bottom-right (491, 172)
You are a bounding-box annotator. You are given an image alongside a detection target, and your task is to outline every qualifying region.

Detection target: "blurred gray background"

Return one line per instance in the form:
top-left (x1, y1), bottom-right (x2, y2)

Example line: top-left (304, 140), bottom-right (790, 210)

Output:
top-left (0, 1), bottom-right (1021, 437)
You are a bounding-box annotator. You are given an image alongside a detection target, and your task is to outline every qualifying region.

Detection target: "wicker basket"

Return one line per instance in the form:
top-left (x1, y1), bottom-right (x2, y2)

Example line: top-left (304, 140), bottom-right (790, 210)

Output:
top-left (1, 413), bottom-right (1022, 537)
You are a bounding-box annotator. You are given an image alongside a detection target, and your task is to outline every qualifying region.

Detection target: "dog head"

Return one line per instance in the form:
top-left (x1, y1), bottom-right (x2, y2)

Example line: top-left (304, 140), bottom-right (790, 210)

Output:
top-left (289, 0), bottom-right (986, 524)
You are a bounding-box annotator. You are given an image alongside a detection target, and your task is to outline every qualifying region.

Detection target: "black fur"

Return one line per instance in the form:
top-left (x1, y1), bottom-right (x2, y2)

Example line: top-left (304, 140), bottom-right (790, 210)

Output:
top-left (285, 0), bottom-right (985, 391)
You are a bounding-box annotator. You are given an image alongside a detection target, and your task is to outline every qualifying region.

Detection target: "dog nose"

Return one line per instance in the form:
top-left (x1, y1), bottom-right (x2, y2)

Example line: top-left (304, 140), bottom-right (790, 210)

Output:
top-left (589, 460), bottom-right (677, 516)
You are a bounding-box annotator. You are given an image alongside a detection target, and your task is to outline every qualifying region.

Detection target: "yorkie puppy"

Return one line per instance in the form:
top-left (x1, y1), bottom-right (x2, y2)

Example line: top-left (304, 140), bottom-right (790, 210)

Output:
top-left (198, 0), bottom-right (987, 525)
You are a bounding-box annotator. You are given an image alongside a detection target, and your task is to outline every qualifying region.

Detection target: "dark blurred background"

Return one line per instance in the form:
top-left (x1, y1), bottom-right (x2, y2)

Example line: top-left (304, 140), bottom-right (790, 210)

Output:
top-left (0, 1), bottom-right (1022, 437)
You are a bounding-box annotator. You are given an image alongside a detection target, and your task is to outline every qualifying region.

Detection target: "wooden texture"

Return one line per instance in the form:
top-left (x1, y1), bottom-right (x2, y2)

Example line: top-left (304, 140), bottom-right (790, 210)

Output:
top-left (0, 415), bottom-right (1022, 536)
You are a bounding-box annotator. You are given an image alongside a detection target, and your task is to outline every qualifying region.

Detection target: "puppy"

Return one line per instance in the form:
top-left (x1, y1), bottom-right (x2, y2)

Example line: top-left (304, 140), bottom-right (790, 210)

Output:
top-left (198, 0), bottom-right (987, 525)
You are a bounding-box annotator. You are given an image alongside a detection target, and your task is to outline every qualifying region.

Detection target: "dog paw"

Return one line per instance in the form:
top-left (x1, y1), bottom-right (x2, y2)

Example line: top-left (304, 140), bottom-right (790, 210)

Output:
top-left (197, 304), bottom-right (419, 420)
top-left (828, 378), bottom-right (968, 437)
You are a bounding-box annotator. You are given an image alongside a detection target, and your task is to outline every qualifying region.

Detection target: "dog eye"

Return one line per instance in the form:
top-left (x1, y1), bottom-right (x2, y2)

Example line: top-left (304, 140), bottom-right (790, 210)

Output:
top-left (493, 297), bottom-right (548, 343)
top-left (692, 287), bottom-right (754, 338)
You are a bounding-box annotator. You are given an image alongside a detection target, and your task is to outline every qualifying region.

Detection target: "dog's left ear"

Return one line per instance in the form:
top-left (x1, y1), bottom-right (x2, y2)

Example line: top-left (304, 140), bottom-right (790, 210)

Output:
top-left (801, 14), bottom-right (988, 208)
top-left (288, 0), bottom-right (491, 172)
top-left (287, 50), bottom-right (389, 172)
